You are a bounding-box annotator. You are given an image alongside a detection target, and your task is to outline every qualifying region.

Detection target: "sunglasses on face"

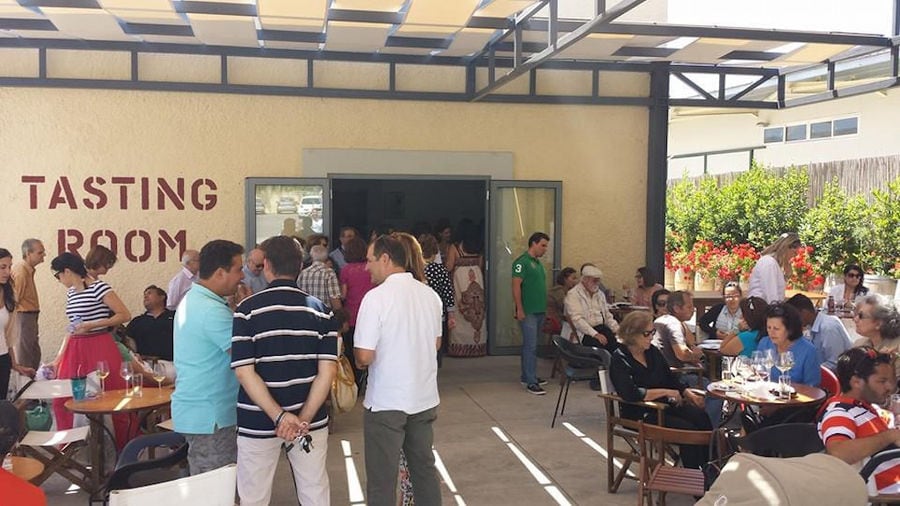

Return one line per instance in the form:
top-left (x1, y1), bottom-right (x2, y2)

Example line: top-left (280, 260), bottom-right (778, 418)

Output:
top-left (855, 312), bottom-right (873, 320)
top-left (642, 329), bottom-right (657, 337)
top-left (846, 272), bottom-right (862, 278)
top-left (53, 271), bottom-right (62, 280)
top-left (655, 300), bottom-right (668, 307)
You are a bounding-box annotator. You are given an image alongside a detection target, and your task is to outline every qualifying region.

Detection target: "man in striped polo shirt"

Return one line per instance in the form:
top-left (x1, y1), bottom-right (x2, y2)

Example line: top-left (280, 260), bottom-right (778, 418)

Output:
top-left (231, 235), bottom-right (339, 506)
top-left (819, 347), bottom-right (900, 495)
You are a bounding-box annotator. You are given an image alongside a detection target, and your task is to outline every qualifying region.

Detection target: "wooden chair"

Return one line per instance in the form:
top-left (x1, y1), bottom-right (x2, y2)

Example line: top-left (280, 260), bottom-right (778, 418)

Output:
top-left (12, 380), bottom-right (94, 492)
top-left (599, 392), bottom-right (667, 493)
top-left (637, 422), bottom-right (712, 506)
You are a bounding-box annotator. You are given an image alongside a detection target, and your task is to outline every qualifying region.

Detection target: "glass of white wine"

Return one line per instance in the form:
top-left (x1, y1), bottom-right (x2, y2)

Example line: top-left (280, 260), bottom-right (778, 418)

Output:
top-left (152, 362), bottom-right (167, 391)
top-left (776, 351), bottom-right (795, 397)
top-left (96, 360), bottom-right (109, 396)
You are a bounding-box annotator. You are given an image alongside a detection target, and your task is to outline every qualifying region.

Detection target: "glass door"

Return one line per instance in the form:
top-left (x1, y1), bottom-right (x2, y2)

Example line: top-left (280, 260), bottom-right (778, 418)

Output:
top-left (488, 181), bottom-right (562, 355)
top-left (245, 178), bottom-right (329, 248)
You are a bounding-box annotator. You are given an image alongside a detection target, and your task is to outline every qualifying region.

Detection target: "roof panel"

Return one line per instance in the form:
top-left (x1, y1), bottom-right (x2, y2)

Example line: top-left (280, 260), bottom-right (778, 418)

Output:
top-left (107, 8), bottom-right (185, 24)
top-left (779, 42), bottom-right (854, 64)
top-left (98, 0), bottom-right (172, 10)
top-left (394, 23), bottom-right (459, 37)
top-left (41, 7), bottom-right (136, 41)
top-left (554, 34), bottom-right (632, 59)
top-left (259, 16), bottom-right (324, 31)
top-left (324, 21), bottom-right (391, 52)
top-left (473, 0), bottom-right (536, 19)
top-left (136, 34), bottom-right (201, 44)
top-left (0, 4), bottom-right (48, 18)
top-left (405, 0), bottom-right (480, 27)
top-left (331, 0), bottom-right (405, 11)
top-left (441, 27), bottom-right (495, 56)
top-left (262, 40), bottom-right (319, 50)
top-left (257, 0), bottom-right (326, 19)
top-left (186, 13), bottom-right (259, 47)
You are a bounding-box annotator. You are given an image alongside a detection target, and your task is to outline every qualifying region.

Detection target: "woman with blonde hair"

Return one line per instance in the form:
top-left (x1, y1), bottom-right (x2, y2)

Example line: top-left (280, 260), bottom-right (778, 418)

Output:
top-left (748, 232), bottom-right (802, 304)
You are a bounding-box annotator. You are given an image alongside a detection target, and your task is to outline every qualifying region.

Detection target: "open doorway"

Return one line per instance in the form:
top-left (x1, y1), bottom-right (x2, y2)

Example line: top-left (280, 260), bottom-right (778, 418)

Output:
top-left (330, 177), bottom-right (487, 246)
top-left (331, 176), bottom-right (489, 354)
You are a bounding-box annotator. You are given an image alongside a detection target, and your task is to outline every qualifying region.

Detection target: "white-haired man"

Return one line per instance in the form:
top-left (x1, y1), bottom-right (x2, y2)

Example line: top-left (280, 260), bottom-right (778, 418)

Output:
top-left (166, 249), bottom-right (200, 310)
top-left (298, 245), bottom-right (342, 310)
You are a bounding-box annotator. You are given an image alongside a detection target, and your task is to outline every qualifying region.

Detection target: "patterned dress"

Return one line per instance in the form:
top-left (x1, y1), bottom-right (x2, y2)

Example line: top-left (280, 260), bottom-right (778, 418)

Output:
top-left (448, 245), bottom-right (486, 357)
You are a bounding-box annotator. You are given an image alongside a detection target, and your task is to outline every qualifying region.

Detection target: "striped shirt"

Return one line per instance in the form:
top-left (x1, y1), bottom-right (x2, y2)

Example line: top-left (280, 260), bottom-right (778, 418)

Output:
top-left (66, 281), bottom-right (112, 335)
top-left (231, 279), bottom-right (339, 438)
top-left (819, 395), bottom-right (900, 494)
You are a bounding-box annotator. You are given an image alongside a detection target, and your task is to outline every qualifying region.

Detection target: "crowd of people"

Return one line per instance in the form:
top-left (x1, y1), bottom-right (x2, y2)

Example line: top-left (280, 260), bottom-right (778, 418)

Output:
top-left (0, 219), bottom-right (489, 506)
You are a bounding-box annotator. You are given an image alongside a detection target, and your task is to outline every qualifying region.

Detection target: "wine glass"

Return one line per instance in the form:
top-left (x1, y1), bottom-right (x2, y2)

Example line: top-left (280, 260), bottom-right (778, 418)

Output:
top-left (152, 362), bottom-right (167, 391)
top-left (96, 360), bottom-right (110, 396)
top-left (751, 351), bottom-right (769, 383)
top-left (120, 361), bottom-right (134, 396)
top-left (776, 351), bottom-right (795, 394)
top-left (763, 349), bottom-right (776, 380)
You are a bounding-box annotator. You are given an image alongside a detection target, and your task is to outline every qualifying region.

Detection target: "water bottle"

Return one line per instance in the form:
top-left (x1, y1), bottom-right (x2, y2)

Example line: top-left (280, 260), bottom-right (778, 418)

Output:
top-left (67, 316), bottom-right (83, 334)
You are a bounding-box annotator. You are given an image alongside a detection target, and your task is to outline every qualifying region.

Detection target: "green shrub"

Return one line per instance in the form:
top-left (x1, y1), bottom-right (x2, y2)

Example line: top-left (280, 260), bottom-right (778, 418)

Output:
top-left (799, 181), bottom-right (869, 275)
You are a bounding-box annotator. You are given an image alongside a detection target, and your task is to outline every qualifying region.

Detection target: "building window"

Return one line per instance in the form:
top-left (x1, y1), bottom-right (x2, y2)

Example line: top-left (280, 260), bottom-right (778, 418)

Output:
top-left (763, 127), bottom-right (784, 143)
top-left (785, 124), bottom-right (807, 142)
top-left (810, 121), bottom-right (832, 139)
top-left (833, 117), bottom-right (859, 136)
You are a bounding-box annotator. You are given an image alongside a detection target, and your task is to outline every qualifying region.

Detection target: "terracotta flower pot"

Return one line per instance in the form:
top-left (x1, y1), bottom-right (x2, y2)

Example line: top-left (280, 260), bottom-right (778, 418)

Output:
top-left (674, 268), bottom-right (695, 292)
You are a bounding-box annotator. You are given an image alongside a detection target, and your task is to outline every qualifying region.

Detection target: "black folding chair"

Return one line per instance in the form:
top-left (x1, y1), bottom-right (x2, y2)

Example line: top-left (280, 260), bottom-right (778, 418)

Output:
top-left (550, 336), bottom-right (605, 428)
top-left (739, 423), bottom-right (824, 458)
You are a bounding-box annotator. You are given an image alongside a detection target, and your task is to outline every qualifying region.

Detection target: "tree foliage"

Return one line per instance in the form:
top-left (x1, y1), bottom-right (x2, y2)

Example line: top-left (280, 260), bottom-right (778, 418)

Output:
top-left (799, 181), bottom-right (869, 275)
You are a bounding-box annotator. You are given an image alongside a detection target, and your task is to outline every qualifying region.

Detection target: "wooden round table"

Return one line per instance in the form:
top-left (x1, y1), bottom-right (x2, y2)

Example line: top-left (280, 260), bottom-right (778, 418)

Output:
top-left (9, 456), bottom-right (45, 483)
top-left (65, 387), bottom-right (173, 498)
top-left (706, 380), bottom-right (826, 407)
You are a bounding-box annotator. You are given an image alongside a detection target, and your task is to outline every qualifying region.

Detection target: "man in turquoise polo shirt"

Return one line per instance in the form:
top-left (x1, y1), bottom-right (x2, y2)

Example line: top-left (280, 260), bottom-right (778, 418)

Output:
top-left (172, 239), bottom-right (245, 475)
top-left (512, 232), bottom-right (550, 395)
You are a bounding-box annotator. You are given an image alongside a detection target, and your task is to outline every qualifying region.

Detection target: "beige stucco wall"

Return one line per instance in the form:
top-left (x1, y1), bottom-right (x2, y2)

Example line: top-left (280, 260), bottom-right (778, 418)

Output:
top-left (0, 82), bottom-right (649, 356)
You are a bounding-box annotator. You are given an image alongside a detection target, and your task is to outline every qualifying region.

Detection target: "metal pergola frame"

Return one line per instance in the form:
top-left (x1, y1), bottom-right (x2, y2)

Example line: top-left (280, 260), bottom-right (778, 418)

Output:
top-left (2, 0), bottom-right (899, 275)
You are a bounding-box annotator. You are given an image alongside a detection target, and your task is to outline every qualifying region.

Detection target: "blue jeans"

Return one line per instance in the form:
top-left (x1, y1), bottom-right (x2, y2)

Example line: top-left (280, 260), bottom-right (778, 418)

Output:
top-left (520, 313), bottom-right (543, 385)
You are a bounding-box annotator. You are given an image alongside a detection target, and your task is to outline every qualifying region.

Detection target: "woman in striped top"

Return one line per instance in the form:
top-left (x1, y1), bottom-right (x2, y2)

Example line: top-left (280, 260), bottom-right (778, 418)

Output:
top-left (50, 252), bottom-right (132, 449)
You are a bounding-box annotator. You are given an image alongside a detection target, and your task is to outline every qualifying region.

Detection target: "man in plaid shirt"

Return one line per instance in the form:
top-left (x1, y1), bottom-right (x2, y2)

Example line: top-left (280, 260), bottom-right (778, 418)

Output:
top-left (298, 245), bottom-right (342, 310)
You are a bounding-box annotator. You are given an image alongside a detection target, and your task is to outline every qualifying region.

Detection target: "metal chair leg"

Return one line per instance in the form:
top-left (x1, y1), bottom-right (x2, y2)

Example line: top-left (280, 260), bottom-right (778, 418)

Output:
top-left (560, 377), bottom-right (572, 416)
top-left (551, 377), bottom-right (569, 428)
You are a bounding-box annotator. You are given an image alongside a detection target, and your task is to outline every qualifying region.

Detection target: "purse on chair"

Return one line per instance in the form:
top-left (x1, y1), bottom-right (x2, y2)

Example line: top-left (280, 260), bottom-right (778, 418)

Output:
top-left (331, 355), bottom-right (358, 414)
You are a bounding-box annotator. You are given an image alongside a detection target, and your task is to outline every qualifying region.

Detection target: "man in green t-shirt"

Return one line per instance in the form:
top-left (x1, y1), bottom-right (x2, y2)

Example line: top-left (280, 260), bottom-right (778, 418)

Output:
top-left (512, 232), bottom-right (550, 395)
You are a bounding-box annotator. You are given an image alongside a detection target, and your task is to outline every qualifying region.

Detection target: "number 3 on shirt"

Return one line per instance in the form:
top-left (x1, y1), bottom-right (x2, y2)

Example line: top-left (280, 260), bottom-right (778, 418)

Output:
top-left (514, 264), bottom-right (522, 274)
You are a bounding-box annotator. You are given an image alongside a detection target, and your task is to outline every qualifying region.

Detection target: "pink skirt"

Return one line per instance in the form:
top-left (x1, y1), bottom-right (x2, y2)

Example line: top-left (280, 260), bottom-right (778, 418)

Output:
top-left (52, 332), bottom-right (135, 450)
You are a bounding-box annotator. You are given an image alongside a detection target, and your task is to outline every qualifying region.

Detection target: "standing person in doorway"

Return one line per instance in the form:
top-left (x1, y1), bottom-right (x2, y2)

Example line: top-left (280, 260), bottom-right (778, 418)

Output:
top-left (354, 235), bottom-right (443, 506)
top-left (339, 237), bottom-right (374, 380)
top-left (12, 238), bottom-right (45, 371)
top-left (445, 219), bottom-right (486, 357)
top-left (172, 240), bottom-right (244, 475)
top-left (512, 232), bottom-right (550, 395)
top-left (329, 227), bottom-right (358, 275)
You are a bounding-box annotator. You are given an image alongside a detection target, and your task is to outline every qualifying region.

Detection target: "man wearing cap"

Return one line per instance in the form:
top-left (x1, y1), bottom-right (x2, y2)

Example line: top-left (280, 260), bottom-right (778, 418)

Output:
top-left (512, 232), bottom-right (550, 395)
top-left (565, 265), bottom-right (620, 354)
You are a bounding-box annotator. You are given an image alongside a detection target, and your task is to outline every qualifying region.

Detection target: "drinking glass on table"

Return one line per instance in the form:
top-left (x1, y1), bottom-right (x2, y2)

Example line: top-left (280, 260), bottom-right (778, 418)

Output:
top-left (152, 362), bottom-right (166, 390)
top-left (96, 360), bottom-right (109, 396)
top-left (120, 361), bottom-right (134, 396)
top-left (751, 351), bottom-right (769, 383)
top-left (776, 351), bottom-right (795, 395)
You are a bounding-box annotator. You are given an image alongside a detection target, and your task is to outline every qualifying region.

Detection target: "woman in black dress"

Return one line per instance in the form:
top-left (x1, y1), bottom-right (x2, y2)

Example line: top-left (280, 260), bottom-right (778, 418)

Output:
top-left (610, 310), bottom-right (712, 468)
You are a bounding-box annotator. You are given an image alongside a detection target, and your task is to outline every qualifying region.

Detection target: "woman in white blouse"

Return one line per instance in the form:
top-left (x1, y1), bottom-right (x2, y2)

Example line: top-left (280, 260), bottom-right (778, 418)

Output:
top-left (747, 232), bottom-right (802, 304)
top-left (828, 264), bottom-right (869, 305)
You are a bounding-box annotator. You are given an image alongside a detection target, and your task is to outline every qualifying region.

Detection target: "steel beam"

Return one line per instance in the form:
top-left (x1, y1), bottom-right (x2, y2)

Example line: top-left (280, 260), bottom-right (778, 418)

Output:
top-left (783, 76), bottom-right (900, 108)
top-left (471, 0), bottom-right (649, 101)
top-left (669, 98), bottom-right (778, 109)
top-left (646, 63), bottom-right (669, 278)
top-left (523, 20), bottom-right (895, 47)
top-left (728, 74), bottom-right (774, 102)
top-left (672, 72), bottom-right (715, 101)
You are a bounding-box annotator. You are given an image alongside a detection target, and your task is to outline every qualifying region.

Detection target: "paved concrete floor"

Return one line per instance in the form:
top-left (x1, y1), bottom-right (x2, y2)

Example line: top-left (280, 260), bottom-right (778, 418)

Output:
top-left (41, 355), bottom-right (695, 505)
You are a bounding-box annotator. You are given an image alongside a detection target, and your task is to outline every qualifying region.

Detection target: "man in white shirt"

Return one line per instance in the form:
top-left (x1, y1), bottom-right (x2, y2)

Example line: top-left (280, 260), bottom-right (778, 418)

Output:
top-left (564, 265), bottom-right (619, 352)
top-left (354, 235), bottom-right (443, 506)
top-left (166, 249), bottom-right (199, 310)
top-left (653, 290), bottom-right (704, 369)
